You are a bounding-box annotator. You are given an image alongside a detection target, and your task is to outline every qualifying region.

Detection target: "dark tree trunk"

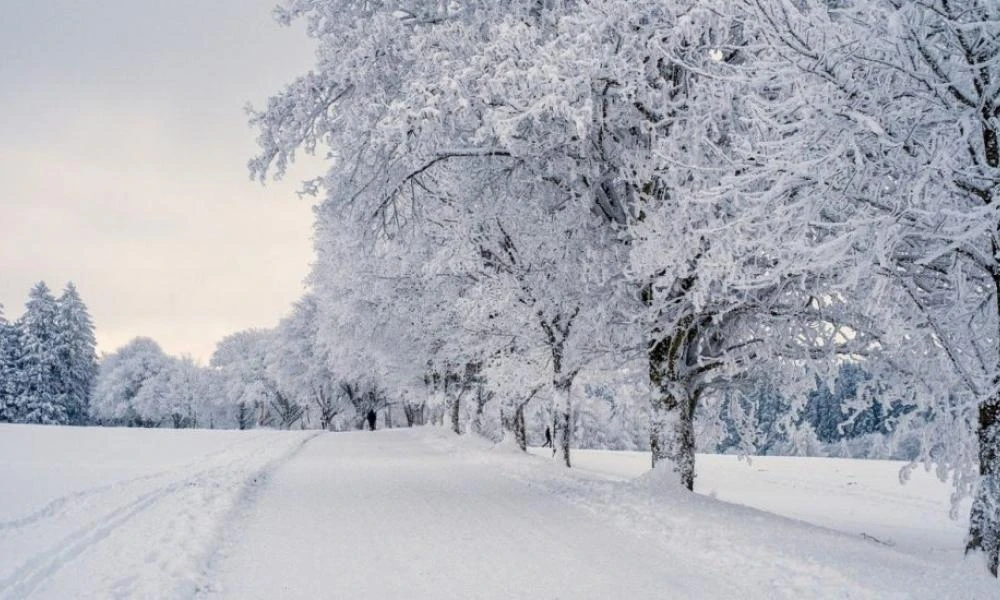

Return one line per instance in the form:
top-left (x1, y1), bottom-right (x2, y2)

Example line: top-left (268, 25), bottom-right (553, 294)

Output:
top-left (257, 400), bottom-right (273, 428)
top-left (416, 402), bottom-right (427, 425)
top-left (648, 383), bottom-right (697, 491)
top-left (472, 385), bottom-right (489, 435)
top-left (424, 372), bottom-right (440, 426)
top-left (539, 309), bottom-right (578, 467)
top-left (502, 390), bottom-right (536, 452)
top-left (552, 377), bottom-right (572, 467)
top-left (967, 395), bottom-right (1000, 575)
top-left (514, 402), bottom-right (527, 452)
top-left (450, 394), bottom-right (461, 435)
top-left (315, 386), bottom-right (338, 430)
top-left (967, 275), bottom-right (1000, 574)
top-left (647, 311), bottom-right (698, 491)
top-left (237, 402), bottom-right (251, 430)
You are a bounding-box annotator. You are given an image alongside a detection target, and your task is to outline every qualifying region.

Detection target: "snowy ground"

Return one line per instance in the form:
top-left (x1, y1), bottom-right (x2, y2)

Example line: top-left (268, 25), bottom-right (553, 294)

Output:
top-left (0, 426), bottom-right (317, 599)
top-left (528, 447), bottom-right (972, 559)
top-left (1, 425), bottom-right (996, 599)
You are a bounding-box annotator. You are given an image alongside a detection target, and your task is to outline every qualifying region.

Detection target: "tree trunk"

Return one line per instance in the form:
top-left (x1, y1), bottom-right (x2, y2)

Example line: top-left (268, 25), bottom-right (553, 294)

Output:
top-left (552, 378), bottom-right (572, 467)
top-left (408, 402), bottom-right (426, 426)
top-left (967, 270), bottom-right (1000, 575)
top-left (472, 385), bottom-right (487, 435)
top-left (649, 382), bottom-right (696, 491)
top-left (237, 402), bottom-right (250, 430)
top-left (450, 394), bottom-right (461, 434)
top-left (648, 325), bottom-right (697, 491)
top-left (432, 390), bottom-right (446, 426)
top-left (967, 395), bottom-right (1000, 575)
top-left (514, 402), bottom-right (527, 452)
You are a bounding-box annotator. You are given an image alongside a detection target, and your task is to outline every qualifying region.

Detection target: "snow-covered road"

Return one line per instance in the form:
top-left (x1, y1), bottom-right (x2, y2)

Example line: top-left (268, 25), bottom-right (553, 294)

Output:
top-left (201, 430), bottom-right (736, 599)
top-left (202, 429), bottom-right (997, 599)
top-left (3, 425), bottom-right (998, 598)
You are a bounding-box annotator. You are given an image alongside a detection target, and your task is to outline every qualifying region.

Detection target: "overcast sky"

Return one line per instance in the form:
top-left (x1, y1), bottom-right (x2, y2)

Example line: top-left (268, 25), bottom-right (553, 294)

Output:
top-left (0, 1), bottom-right (322, 362)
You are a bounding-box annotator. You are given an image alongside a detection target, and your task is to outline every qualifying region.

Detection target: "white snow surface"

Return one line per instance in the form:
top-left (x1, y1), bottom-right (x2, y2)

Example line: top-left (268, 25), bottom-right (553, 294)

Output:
top-left (2, 425), bottom-right (996, 599)
top-left (0, 426), bottom-right (317, 599)
top-left (528, 448), bottom-right (974, 559)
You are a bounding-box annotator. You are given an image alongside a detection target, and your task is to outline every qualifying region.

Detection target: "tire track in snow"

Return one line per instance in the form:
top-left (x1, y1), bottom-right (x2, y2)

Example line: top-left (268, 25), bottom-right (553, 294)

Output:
top-left (0, 432), bottom-right (319, 600)
top-left (1, 479), bottom-right (193, 599)
top-left (0, 433), bottom-right (272, 535)
top-left (194, 432), bottom-right (323, 597)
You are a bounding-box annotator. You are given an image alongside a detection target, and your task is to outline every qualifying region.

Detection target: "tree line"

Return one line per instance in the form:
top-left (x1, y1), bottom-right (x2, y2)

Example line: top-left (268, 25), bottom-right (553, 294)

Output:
top-left (240, 0), bottom-right (1000, 574)
top-left (0, 282), bottom-right (98, 426)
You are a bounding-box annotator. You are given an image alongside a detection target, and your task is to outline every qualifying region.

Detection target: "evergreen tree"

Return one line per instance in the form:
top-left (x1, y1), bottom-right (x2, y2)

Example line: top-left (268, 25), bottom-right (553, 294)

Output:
top-left (16, 282), bottom-right (67, 424)
top-left (805, 364), bottom-right (882, 443)
top-left (0, 304), bottom-right (15, 422)
top-left (56, 283), bottom-right (98, 425)
top-left (717, 378), bottom-right (791, 455)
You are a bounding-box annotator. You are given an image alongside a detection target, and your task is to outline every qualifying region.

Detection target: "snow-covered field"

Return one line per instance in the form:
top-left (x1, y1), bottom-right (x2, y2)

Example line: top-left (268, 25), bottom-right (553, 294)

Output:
top-left (0, 426), bottom-right (317, 599)
top-left (1, 425), bottom-right (996, 599)
top-left (528, 447), bottom-right (971, 559)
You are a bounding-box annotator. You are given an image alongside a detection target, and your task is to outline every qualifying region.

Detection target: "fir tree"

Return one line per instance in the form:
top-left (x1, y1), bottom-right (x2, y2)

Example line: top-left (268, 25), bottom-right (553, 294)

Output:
top-left (56, 283), bottom-right (98, 425)
top-left (16, 282), bottom-right (67, 424)
top-left (805, 364), bottom-right (882, 443)
top-left (0, 304), bottom-right (15, 422)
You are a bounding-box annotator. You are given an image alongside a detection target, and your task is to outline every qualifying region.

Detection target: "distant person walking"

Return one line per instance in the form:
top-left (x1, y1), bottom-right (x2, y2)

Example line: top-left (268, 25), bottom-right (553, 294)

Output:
top-left (542, 427), bottom-right (552, 448)
top-left (366, 409), bottom-right (377, 431)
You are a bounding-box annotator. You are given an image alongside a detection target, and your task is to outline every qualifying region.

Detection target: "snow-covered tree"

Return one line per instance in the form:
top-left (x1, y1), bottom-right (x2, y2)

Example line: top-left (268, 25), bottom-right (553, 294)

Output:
top-left (573, 372), bottom-right (649, 451)
top-left (336, 381), bottom-right (389, 430)
top-left (55, 283), bottom-right (98, 425)
top-left (270, 295), bottom-right (341, 429)
top-left (247, 1), bottom-right (855, 478)
top-left (134, 356), bottom-right (214, 428)
top-left (0, 304), bottom-right (17, 422)
top-left (92, 338), bottom-right (224, 428)
top-left (91, 337), bottom-right (171, 426)
top-left (15, 282), bottom-right (67, 424)
top-left (452, 0), bottom-right (868, 480)
top-left (212, 329), bottom-right (284, 429)
top-left (739, 0), bottom-right (1000, 574)
top-left (308, 205), bottom-right (464, 431)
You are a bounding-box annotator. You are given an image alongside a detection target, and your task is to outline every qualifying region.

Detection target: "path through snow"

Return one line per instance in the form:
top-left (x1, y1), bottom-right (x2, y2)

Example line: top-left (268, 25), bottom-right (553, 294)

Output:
top-left (202, 430), bottom-right (736, 599)
top-left (203, 429), bottom-right (996, 599)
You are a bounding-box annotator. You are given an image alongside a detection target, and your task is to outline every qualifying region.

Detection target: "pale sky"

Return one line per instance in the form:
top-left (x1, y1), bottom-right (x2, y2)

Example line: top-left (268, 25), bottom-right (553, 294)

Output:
top-left (0, 1), bottom-right (323, 362)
